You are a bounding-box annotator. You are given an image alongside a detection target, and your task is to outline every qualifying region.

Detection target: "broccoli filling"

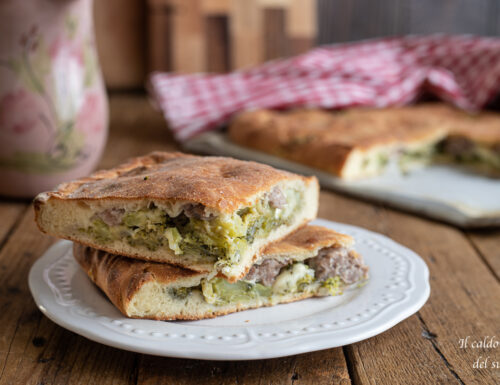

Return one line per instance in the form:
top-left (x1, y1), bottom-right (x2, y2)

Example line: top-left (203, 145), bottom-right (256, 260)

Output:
top-left (200, 262), bottom-right (321, 306)
top-left (82, 187), bottom-right (304, 267)
top-left (398, 139), bottom-right (500, 173)
top-left (437, 142), bottom-right (500, 170)
top-left (169, 287), bottom-right (192, 300)
top-left (360, 136), bottom-right (500, 176)
top-left (165, 245), bottom-right (368, 305)
top-left (474, 147), bottom-right (500, 170)
top-left (194, 246), bottom-right (368, 305)
top-left (361, 153), bottom-right (389, 171)
top-left (398, 146), bottom-right (436, 172)
top-left (201, 278), bottom-right (273, 305)
top-left (176, 261), bottom-right (357, 306)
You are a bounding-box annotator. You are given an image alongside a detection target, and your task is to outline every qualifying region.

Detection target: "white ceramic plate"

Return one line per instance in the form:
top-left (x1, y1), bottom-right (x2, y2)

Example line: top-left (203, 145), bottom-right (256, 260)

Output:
top-left (29, 219), bottom-right (430, 361)
top-left (185, 133), bottom-right (500, 228)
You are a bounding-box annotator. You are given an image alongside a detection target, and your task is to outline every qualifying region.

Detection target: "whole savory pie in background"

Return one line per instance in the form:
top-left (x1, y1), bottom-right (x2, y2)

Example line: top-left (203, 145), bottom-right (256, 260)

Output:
top-left (228, 104), bottom-right (500, 179)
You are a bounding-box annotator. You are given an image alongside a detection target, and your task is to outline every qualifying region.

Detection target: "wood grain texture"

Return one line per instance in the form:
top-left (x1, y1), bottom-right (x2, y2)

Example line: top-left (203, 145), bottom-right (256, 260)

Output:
top-left (467, 229), bottom-right (500, 280)
top-left (201, 0), bottom-right (231, 14)
top-left (317, 0), bottom-right (499, 45)
top-left (94, 0), bottom-right (146, 89)
top-left (0, 202), bottom-right (27, 246)
top-left (409, 0), bottom-right (490, 35)
top-left (230, 0), bottom-right (263, 69)
top-left (170, 0), bottom-right (206, 72)
top-left (491, 0), bottom-right (500, 35)
top-left (264, 8), bottom-right (288, 61)
top-left (345, 319), bottom-right (461, 385)
top-left (287, 0), bottom-right (317, 38)
top-left (148, 1), bottom-right (172, 72)
top-left (289, 37), bottom-right (314, 56)
top-left (350, 0), bottom-right (406, 41)
top-left (0, 208), bottom-right (138, 385)
top-left (147, 0), bottom-right (316, 74)
top-left (98, 95), bottom-right (178, 170)
top-left (138, 348), bottom-right (350, 384)
top-left (317, 0), bottom-right (409, 44)
top-left (206, 15), bottom-right (230, 72)
top-left (319, 193), bottom-right (500, 385)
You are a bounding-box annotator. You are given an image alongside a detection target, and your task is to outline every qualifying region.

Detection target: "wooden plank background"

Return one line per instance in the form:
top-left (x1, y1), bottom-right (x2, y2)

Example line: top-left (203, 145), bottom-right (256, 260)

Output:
top-left (95, 0), bottom-right (500, 89)
top-left (93, 0), bottom-right (147, 89)
top-left (317, 0), bottom-right (500, 44)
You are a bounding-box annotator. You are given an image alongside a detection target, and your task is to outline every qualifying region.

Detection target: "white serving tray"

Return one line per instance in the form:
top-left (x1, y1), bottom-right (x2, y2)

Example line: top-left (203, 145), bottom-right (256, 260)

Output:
top-left (29, 219), bottom-right (429, 361)
top-left (185, 133), bottom-right (500, 228)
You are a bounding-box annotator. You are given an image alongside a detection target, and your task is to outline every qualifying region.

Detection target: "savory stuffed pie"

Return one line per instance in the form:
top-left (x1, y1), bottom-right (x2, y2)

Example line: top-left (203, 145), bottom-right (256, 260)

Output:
top-left (34, 152), bottom-right (319, 282)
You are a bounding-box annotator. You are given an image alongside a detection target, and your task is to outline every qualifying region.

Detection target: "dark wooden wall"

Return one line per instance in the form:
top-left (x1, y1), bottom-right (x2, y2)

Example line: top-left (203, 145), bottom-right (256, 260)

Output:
top-left (94, 0), bottom-right (500, 89)
top-left (317, 0), bottom-right (500, 44)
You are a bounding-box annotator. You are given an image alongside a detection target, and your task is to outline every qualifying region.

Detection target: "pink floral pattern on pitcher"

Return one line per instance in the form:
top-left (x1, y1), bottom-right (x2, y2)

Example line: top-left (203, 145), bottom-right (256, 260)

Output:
top-left (0, 89), bottom-right (52, 135)
top-left (77, 91), bottom-right (105, 134)
top-left (0, 2), bottom-right (107, 177)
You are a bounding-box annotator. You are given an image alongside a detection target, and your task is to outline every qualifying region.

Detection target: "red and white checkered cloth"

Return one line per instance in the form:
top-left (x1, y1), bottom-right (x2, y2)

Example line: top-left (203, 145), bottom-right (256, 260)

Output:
top-left (149, 35), bottom-right (500, 142)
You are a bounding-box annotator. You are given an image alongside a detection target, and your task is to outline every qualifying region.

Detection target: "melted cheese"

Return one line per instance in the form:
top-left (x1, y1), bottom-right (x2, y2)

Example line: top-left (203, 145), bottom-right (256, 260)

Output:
top-left (272, 262), bottom-right (315, 294)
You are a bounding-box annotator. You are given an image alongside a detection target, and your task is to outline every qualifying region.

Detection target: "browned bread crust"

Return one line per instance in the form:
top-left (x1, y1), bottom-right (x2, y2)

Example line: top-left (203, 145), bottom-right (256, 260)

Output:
top-left (34, 151), bottom-right (315, 214)
top-left (73, 242), bottom-right (204, 317)
top-left (417, 104), bottom-right (500, 145)
top-left (263, 224), bottom-right (353, 257)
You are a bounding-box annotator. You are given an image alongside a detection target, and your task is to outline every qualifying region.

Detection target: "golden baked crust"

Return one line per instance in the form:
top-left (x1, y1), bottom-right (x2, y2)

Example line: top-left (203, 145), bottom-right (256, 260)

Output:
top-left (415, 104), bottom-right (500, 145)
top-left (35, 151), bottom-right (316, 214)
top-left (262, 225), bottom-right (353, 257)
top-left (73, 242), bottom-right (205, 317)
top-left (228, 103), bottom-right (500, 177)
top-left (72, 224), bottom-right (358, 320)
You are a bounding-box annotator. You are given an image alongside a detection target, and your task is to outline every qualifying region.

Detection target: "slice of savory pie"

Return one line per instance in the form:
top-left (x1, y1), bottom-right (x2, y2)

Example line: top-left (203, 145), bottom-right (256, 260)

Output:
top-left (73, 225), bottom-right (368, 320)
top-left (228, 104), bottom-right (500, 179)
top-left (34, 152), bottom-right (319, 282)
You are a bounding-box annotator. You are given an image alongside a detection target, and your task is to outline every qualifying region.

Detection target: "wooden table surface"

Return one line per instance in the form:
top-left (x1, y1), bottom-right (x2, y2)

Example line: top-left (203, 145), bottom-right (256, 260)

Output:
top-left (1, 95), bottom-right (499, 385)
